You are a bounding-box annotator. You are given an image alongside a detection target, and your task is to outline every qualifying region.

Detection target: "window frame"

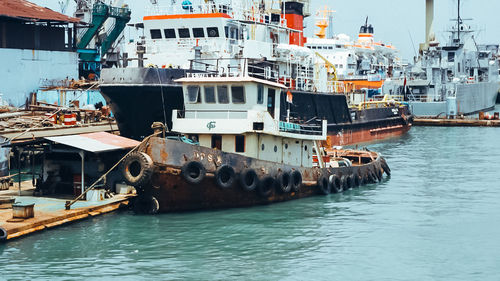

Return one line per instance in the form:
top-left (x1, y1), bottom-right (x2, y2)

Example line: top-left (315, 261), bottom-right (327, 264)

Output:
top-left (204, 86), bottom-right (216, 103)
top-left (178, 28), bottom-right (190, 38)
top-left (150, 29), bottom-right (162, 39)
top-left (231, 85), bottom-right (245, 104)
top-left (164, 28), bottom-right (176, 39)
top-left (192, 27), bottom-right (205, 38)
top-left (186, 85), bottom-right (201, 103)
top-left (217, 85), bottom-right (229, 104)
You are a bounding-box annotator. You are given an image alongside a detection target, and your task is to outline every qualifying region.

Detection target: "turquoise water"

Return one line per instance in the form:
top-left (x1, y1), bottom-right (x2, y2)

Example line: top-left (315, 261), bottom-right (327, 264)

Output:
top-left (1, 126), bottom-right (500, 280)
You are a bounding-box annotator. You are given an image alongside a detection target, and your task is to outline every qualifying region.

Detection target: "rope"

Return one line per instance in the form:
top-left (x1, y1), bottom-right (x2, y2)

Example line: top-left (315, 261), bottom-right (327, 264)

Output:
top-left (154, 67), bottom-right (169, 131)
top-left (65, 132), bottom-right (159, 210)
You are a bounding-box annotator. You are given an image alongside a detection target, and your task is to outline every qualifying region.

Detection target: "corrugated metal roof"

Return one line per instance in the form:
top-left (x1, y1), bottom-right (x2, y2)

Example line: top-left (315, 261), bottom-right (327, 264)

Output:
top-left (0, 0), bottom-right (80, 23)
top-left (45, 132), bottom-right (140, 153)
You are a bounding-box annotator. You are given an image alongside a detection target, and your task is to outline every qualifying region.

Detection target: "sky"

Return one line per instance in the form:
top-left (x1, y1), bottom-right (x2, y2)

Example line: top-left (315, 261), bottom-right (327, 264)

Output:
top-left (31, 0), bottom-right (500, 61)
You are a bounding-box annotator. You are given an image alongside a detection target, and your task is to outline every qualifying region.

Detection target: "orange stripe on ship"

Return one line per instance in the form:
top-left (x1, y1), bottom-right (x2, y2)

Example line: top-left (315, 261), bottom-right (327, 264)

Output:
top-left (144, 13), bottom-right (231, 20)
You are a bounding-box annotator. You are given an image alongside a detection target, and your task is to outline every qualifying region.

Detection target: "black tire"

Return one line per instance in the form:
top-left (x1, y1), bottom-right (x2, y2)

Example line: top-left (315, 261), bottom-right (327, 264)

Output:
top-left (341, 175), bottom-right (351, 190)
top-left (354, 174), bottom-right (361, 187)
top-left (329, 175), bottom-right (342, 193)
top-left (122, 152), bottom-right (154, 187)
top-left (215, 165), bottom-right (235, 189)
top-left (291, 170), bottom-right (302, 192)
top-left (239, 168), bottom-right (259, 191)
top-left (0, 227), bottom-right (7, 241)
top-left (133, 195), bottom-right (159, 215)
top-left (317, 174), bottom-right (330, 195)
top-left (374, 165), bottom-right (382, 182)
top-left (277, 171), bottom-right (292, 193)
top-left (181, 161), bottom-right (206, 185)
top-left (381, 161), bottom-right (391, 176)
top-left (257, 176), bottom-right (275, 198)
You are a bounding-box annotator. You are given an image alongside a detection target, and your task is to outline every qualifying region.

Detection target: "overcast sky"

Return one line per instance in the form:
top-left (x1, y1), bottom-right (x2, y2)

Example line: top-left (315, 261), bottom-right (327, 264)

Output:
top-left (32, 0), bottom-right (500, 60)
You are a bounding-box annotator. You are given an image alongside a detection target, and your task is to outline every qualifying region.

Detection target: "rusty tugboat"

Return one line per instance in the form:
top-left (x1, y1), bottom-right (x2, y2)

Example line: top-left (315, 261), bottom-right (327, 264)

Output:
top-left (121, 65), bottom-right (390, 214)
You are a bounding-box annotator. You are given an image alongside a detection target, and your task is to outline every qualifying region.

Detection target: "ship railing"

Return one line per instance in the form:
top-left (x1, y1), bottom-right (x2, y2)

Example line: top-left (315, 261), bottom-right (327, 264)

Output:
top-left (188, 58), bottom-right (280, 80)
top-left (279, 118), bottom-right (324, 136)
top-left (188, 57), bottom-right (325, 92)
top-left (327, 81), bottom-right (347, 94)
top-left (177, 109), bottom-right (248, 120)
top-left (146, 2), bottom-right (285, 27)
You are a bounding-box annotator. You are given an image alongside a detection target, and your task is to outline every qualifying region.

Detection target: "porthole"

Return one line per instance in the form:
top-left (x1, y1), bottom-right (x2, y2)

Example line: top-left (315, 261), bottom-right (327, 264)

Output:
top-left (261, 144), bottom-right (265, 151)
top-left (284, 143), bottom-right (288, 149)
top-left (304, 145), bottom-right (308, 151)
top-left (274, 145), bottom-right (278, 152)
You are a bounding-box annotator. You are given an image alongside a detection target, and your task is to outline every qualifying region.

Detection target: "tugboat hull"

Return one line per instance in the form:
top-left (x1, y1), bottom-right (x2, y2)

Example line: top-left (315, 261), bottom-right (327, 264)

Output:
top-left (127, 138), bottom-right (389, 213)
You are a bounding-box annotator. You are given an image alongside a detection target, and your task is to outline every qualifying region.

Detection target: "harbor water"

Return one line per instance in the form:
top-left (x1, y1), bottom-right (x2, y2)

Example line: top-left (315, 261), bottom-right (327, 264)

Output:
top-left (1, 126), bottom-right (500, 280)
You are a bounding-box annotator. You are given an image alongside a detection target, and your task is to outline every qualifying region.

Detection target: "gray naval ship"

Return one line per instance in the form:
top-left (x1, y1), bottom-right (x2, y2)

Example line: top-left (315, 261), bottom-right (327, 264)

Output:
top-left (382, 0), bottom-right (499, 117)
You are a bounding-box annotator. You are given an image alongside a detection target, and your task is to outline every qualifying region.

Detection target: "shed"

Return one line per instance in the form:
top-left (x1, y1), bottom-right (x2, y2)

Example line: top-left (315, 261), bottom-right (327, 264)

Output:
top-left (44, 132), bottom-right (139, 196)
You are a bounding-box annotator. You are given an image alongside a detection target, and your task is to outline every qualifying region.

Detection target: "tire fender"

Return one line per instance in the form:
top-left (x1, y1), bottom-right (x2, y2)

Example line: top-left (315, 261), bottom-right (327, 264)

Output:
top-left (291, 170), bottom-right (302, 192)
top-left (318, 174), bottom-right (330, 195)
top-left (239, 168), bottom-right (259, 191)
top-left (122, 152), bottom-right (154, 187)
top-left (257, 176), bottom-right (275, 198)
top-left (181, 161), bottom-right (206, 185)
top-left (277, 171), bottom-right (292, 193)
top-left (215, 165), bottom-right (235, 189)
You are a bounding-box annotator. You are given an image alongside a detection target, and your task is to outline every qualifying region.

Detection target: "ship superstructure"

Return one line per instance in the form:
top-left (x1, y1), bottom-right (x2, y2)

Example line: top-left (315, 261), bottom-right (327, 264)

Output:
top-left (381, 0), bottom-right (499, 117)
top-left (305, 13), bottom-right (403, 99)
top-left (99, 0), bottom-right (412, 144)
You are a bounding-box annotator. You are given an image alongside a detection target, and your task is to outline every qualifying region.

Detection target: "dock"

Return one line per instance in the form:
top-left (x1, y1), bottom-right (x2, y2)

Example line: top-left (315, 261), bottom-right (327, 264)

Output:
top-left (0, 182), bottom-right (134, 242)
top-left (413, 118), bottom-right (500, 127)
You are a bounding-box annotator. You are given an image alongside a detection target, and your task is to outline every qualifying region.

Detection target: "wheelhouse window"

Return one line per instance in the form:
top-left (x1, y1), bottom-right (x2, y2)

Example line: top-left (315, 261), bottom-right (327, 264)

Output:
top-left (204, 86), bottom-right (216, 103)
top-left (150, 29), bottom-right (162, 39)
top-left (164, 28), bottom-right (176, 38)
top-left (178, 28), bottom-right (190, 38)
top-left (207, 27), bottom-right (219, 37)
top-left (231, 86), bottom-right (245, 104)
top-left (193, 28), bottom-right (205, 38)
top-left (257, 84), bottom-right (264, 104)
top-left (187, 85), bottom-right (200, 103)
top-left (217, 86), bottom-right (229, 104)
top-left (235, 135), bottom-right (245, 152)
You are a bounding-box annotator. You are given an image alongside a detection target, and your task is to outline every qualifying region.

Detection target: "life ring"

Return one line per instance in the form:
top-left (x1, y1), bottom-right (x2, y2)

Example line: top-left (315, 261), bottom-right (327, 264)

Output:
top-left (381, 159), bottom-right (391, 176)
top-left (133, 195), bottom-right (159, 214)
top-left (122, 151), bottom-right (154, 187)
top-left (277, 171), bottom-right (292, 193)
top-left (0, 227), bottom-right (7, 241)
top-left (317, 174), bottom-right (330, 195)
top-left (329, 174), bottom-right (342, 193)
top-left (215, 164), bottom-right (235, 189)
top-left (257, 176), bottom-right (275, 197)
top-left (291, 170), bottom-right (302, 192)
top-left (181, 161), bottom-right (206, 185)
top-left (239, 168), bottom-right (259, 191)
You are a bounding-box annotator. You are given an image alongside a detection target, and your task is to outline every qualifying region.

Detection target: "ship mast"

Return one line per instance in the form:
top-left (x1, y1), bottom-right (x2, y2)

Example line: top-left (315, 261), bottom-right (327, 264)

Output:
top-left (457, 0), bottom-right (461, 43)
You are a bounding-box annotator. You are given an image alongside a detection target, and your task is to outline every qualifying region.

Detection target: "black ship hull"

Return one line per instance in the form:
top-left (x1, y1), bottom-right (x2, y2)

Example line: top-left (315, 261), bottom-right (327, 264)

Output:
top-left (100, 68), bottom-right (412, 144)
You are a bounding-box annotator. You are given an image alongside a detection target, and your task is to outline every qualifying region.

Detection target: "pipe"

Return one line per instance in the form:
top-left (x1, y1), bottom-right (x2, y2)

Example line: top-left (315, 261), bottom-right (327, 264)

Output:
top-left (425, 0), bottom-right (434, 47)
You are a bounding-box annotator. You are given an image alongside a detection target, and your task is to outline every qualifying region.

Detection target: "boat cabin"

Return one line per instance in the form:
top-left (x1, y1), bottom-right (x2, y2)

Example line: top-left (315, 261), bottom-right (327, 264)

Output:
top-left (172, 75), bottom-right (327, 167)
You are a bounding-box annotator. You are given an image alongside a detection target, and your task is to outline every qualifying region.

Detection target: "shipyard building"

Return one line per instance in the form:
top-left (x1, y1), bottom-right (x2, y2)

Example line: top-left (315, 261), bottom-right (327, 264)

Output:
top-left (0, 0), bottom-right (80, 106)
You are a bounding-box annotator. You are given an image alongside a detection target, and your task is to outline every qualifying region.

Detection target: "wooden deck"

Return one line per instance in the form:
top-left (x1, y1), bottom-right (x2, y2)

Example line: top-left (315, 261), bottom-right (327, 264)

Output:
top-left (0, 183), bottom-right (133, 242)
